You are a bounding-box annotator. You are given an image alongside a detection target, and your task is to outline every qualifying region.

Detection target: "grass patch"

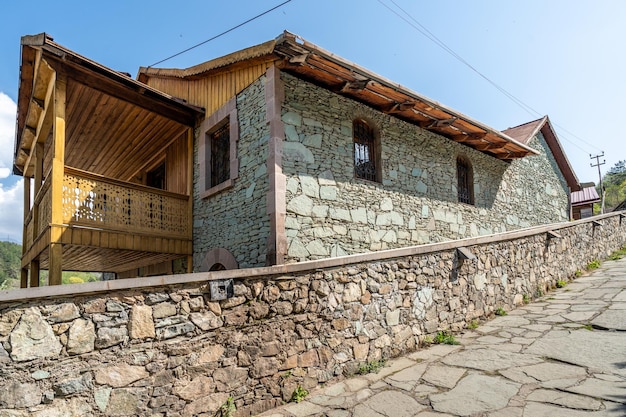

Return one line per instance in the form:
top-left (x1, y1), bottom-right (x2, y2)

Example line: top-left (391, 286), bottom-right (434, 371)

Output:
top-left (556, 279), bottom-right (567, 288)
top-left (535, 288), bottom-right (544, 298)
top-left (582, 324), bottom-right (594, 331)
top-left (468, 320), bottom-right (479, 329)
top-left (586, 260), bottom-right (601, 270)
top-left (522, 294), bottom-right (530, 304)
top-left (290, 385), bottom-right (309, 403)
top-left (217, 397), bottom-right (236, 417)
top-left (574, 269), bottom-right (583, 277)
top-left (434, 331), bottom-right (460, 345)
top-left (495, 307), bottom-right (507, 316)
top-left (422, 335), bottom-right (433, 346)
top-left (358, 359), bottom-right (387, 375)
top-left (608, 246), bottom-right (626, 260)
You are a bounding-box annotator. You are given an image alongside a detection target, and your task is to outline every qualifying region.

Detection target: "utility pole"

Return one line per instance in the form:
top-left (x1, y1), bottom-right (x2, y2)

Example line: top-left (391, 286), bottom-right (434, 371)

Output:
top-left (590, 153), bottom-right (606, 214)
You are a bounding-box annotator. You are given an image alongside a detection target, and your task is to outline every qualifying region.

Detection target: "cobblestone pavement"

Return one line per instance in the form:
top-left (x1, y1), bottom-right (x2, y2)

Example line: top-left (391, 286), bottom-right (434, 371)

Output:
top-left (258, 257), bottom-right (626, 416)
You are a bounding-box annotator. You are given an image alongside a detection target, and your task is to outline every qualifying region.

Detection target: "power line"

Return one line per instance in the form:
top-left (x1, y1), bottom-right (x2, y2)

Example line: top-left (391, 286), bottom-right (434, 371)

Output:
top-left (148, 0), bottom-right (293, 68)
top-left (378, 0), bottom-right (603, 154)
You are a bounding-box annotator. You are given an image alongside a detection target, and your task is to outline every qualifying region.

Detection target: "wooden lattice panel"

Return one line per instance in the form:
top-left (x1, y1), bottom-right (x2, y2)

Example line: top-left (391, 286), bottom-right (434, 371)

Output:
top-left (37, 185), bottom-right (51, 238)
top-left (62, 171), bottom-right (190, 239)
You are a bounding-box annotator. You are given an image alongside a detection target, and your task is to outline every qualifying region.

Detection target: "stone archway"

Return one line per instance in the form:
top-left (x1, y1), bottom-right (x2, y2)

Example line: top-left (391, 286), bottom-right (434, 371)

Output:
top-left (199, 248), bottom-right (238, 272)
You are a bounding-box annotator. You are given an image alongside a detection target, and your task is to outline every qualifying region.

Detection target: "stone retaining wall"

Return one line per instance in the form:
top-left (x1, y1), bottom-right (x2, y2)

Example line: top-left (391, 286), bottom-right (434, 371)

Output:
top-left (0, 213), bottom-right (624, 416)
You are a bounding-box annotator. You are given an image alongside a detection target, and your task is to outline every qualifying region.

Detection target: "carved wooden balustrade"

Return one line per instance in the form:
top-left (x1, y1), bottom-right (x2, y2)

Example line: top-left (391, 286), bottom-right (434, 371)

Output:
top-left (61, 167), bottom-right (190, 239)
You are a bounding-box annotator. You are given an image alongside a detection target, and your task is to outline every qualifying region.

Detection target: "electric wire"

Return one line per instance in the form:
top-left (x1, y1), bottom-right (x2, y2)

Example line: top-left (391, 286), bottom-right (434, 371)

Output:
top-left (379, 0), bottom-right (602, 154)
top-left (148, 0), bottom-right (292, 68)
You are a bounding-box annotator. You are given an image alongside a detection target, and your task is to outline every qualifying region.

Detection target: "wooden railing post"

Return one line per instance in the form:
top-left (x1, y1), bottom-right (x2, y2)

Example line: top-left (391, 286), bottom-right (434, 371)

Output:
top-left (21, 177), bottom-right (31, 288)
top-left (49, 73), bottom-right (66, 286)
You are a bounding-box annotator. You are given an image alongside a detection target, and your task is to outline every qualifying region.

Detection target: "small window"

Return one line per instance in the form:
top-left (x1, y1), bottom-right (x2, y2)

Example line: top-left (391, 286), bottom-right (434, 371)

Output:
top-left (457, 156), bottom-right (474, 205)
top-left (209, 122), bottom-right (230, 188)
top-left (146, 161), bottom-right (166, 190)
top-left (353, 119), bottom-right (379, 182)
top-left (199, 97), bottom-right (239, 198)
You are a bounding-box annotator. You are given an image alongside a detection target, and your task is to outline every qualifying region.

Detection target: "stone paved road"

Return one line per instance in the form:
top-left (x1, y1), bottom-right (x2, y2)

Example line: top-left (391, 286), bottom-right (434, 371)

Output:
top-left (258, 257), bottom-right (626, 417)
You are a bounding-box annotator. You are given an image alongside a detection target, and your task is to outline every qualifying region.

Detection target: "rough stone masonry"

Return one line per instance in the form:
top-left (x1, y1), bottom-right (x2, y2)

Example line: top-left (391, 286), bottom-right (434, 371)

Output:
top-left (0, 212), bottom-right (624, 416)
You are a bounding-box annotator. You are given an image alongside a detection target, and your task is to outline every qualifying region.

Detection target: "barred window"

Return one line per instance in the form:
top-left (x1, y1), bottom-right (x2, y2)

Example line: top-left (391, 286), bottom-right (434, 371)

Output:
top-left (199, 97), bottom-right (239, 199)
top-left (210, 122), bottom-right (230, 187)
top-left (353, 119), bottom-right (379, 182)
top-left (457, 156), bottom-right (474, 205)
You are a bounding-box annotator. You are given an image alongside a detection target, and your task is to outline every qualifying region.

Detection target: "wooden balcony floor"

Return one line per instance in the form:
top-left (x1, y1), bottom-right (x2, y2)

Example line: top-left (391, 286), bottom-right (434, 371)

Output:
top-left (36, 244), bottom-right (188, 273)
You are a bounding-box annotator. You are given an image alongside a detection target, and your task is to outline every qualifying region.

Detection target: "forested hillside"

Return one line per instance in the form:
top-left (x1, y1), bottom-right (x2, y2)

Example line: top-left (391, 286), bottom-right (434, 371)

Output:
top-left (601, 160), bottom-right (626, 210)
top-left (0, 242), bottom-right (103, 289)
top-left (0, 241), bottom-right (21, 289)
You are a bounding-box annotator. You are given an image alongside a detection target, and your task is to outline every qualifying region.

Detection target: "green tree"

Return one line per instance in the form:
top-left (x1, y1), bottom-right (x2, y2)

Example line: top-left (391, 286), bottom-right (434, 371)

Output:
top-left (600, 160), bottom-right (626, 211)
top-left (0, 241), bottom-right (22, 289)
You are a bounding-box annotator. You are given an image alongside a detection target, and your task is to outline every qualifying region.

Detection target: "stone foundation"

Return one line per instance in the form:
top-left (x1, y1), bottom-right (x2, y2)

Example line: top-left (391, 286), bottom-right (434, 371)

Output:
top-left (0, 213), bottom-right (624, 416)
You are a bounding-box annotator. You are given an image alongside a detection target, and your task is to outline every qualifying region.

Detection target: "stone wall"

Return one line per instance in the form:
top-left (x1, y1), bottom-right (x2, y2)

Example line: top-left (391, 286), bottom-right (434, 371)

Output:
top-left (1, 213), bottom-right (624, 416)
top-left (280, 72), bottom-right (570, 262)
top-left (193, 75), bottom-right (271, 269)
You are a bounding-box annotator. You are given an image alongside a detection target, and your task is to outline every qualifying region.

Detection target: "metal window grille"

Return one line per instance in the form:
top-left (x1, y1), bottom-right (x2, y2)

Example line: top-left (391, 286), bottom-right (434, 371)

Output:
top-left (353, 119), bottom-right (377, 181)
top-left (457, 157), bottom-right (473, 204)
top-left (210, 123), bottom-right (230, 187)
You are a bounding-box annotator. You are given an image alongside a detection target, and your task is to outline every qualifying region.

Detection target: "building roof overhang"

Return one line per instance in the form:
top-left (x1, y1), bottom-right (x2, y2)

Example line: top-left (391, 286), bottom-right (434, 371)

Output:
top-left (13, 33), bottom-right (205, 177)
top-left (140, 31), bottom-right (539, 161)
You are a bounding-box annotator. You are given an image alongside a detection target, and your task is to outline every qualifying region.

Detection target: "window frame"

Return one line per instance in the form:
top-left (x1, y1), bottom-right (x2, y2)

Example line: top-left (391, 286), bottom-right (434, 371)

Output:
top-left (457, 156), bottom-right (474, 205)
top-left (199, 97), bottom-right (239, 198)
top-left (353, 118), bottom-right (381, 182)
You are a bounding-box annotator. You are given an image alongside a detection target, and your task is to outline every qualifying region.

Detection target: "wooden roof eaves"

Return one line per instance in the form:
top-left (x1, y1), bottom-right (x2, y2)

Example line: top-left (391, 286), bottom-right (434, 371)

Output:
top-left (14, 34), bottom-right (205, 175)
top-left (137, 39), bottom-right (278, 81)
top-left (273, 31), bottom-right (539, 160)
top-left (20, 34), bottom-right (204, 119)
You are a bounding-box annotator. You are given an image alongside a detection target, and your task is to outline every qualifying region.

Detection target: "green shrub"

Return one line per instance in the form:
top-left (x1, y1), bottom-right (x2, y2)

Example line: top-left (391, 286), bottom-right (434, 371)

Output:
top-left (291, 385), bottom-right (309, 403)
top-left (434, 331), bottom-right (460, 345)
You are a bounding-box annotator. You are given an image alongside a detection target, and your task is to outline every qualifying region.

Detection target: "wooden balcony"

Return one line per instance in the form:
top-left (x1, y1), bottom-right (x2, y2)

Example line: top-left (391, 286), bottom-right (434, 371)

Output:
top-left (22, 167), bottom-right (192, 275)
top-left (14, 34), bottom-right (204, 286)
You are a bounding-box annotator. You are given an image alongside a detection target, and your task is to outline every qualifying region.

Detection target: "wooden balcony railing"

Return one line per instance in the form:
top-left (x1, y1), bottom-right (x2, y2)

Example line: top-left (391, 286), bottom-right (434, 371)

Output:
top-left (25, 167), bottom-right (191, 252)
top-left (61, 167), bottom-right (190, 239)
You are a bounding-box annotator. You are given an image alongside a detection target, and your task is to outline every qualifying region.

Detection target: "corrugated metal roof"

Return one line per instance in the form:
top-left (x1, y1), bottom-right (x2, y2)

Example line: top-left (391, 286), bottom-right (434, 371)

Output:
top-left (571, 186), bottom-right (600, 205)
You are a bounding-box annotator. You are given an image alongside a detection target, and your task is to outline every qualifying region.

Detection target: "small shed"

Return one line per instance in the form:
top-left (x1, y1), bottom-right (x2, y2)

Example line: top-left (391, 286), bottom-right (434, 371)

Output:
top-left (571, 187), bottom-right (600, 219)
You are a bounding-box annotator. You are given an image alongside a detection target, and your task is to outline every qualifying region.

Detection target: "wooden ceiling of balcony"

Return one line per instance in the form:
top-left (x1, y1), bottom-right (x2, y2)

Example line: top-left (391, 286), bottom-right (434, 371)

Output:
top-left (14, 34), bottom-right (204, 180)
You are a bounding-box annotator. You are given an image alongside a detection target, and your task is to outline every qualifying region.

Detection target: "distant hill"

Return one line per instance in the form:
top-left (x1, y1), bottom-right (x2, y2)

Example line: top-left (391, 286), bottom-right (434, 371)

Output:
top-left (0, 241), bottom-right (21, 289)
top-left (0, 242), bottom-right (103, 289)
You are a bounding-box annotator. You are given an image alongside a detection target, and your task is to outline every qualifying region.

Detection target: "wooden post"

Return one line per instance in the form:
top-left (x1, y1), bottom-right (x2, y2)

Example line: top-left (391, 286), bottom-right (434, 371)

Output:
top-left (29, 260), bottom-right (40, 288)
top-left (20, 177), bottom-right (31, 288)
top-left (187, 127), bottom-right (194, 273)
top-left (48, 73), bottom-right (66, 286)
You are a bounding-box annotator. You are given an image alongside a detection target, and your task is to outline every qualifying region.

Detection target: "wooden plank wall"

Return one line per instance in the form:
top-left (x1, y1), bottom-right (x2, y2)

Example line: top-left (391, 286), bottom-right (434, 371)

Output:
top-left (165, 133), bottom-right (188, 194)
top-left (145, 63), bottom-right (273, 117)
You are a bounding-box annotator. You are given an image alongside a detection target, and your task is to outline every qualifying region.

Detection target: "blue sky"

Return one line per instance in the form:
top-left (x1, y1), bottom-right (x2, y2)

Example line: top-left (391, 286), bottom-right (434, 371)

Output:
top-left (1, 0), bottom-right (624, 242)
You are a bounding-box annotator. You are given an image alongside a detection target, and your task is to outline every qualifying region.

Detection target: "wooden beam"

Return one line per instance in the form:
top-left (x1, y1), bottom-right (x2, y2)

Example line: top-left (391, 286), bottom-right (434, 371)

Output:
top-left (49, 72), bottom-right (67, 286)
top-left (21, 177), bottom-right (30, 289)
top-left (20, 268), bottom-right (28, 289)
top-left (340, 79), bottom-right (370, 93)
top-left (22, 70), bottom-right (55, 175)
top-left (474, 141), bottom-right (504, 151)
top-left (289, 53), bottom-right (309, 65)
top-left (428, 117), bottom-right (457, 129)
top-left (384, 101), bottom-right (417, 114)
top-left (29, 260), bottom-right (40, 287)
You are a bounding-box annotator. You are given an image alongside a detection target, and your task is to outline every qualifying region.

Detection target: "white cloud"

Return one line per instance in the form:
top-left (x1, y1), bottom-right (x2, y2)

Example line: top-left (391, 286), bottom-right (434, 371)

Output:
top-left (0, 92), bottom-right (16, 175)
top-left (0, 93), bottom-right (22, 243)
top-left (0, 179), bottom-right (23, 243)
